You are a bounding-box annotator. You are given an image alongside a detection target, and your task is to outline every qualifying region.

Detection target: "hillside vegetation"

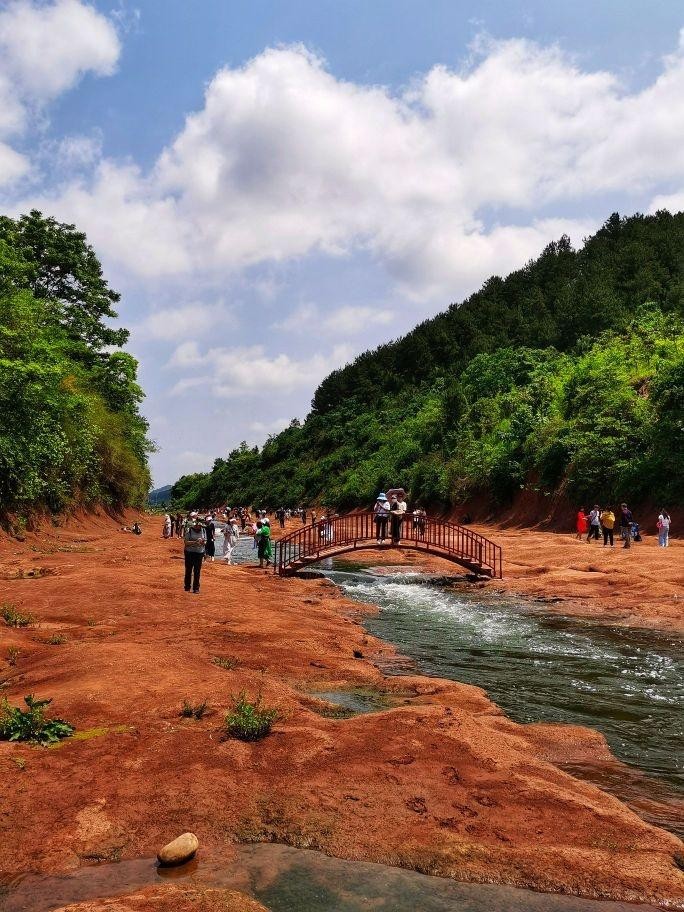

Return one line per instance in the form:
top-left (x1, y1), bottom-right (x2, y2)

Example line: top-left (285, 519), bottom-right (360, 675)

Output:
top-left (0, 211), bottom-right (151, 521)
top-left (172, 212), bottom-right (684, 514)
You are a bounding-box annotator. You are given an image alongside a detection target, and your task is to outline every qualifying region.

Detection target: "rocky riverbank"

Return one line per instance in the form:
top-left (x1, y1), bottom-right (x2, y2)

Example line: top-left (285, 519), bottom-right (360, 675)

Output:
top-left (0, 512), bottom-right (682, 909)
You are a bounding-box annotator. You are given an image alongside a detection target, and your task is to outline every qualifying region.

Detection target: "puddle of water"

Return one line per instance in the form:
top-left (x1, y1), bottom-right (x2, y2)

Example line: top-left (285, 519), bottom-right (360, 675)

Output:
top-left (2, 843), bottom-right (666, 912)
top-left (307, 689), bottom-right (392, 717)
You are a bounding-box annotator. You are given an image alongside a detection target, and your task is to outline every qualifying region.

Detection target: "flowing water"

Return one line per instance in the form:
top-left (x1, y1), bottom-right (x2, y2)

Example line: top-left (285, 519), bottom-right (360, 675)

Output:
top-left (2, 844), bottom-right (666, 912)
top-left (321, 562), bottom-right (684, 820)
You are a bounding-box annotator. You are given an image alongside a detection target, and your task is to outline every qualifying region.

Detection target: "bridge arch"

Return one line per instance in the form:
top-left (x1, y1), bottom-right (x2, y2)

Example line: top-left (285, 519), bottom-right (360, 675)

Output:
top-left (274, 512), bottom-right (502, 578)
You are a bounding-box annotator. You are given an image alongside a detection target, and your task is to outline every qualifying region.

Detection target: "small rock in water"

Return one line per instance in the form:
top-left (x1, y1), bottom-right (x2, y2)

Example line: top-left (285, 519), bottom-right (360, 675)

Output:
top-left (157, 832), bottom-right (199, 866)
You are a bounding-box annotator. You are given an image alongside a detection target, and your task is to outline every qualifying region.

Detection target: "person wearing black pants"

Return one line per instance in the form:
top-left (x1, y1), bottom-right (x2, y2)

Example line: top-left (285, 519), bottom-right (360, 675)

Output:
top-left (602, 526), bottom-right (614, 546)
top-left (183, 513), bottom-right (206, 593)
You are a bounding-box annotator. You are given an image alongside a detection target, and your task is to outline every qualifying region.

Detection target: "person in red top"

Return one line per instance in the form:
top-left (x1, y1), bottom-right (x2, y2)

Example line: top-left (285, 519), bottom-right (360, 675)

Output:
top-left (576, 507), bottom-right (588, 539)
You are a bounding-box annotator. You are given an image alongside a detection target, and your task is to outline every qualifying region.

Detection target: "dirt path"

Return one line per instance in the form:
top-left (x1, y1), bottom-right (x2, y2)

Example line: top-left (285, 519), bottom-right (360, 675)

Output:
top-left (0, 512), bottom-right (682, 909)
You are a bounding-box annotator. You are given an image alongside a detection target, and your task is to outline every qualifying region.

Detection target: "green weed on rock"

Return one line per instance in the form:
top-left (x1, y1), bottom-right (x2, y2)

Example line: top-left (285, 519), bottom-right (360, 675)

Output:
top-left (225, 692), bottom-right (277, 742)
top-left (0, 695), bottom-right (74, 746)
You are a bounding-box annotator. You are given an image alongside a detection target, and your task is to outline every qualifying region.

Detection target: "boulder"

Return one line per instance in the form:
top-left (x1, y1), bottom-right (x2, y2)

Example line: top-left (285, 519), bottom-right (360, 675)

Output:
top-left (157, 832), bottom-right (199, 866)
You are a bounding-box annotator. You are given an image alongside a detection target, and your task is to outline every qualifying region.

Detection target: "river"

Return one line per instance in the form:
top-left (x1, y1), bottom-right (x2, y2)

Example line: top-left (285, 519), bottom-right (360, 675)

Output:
top-left (320, 560), bottom-right (683, 833)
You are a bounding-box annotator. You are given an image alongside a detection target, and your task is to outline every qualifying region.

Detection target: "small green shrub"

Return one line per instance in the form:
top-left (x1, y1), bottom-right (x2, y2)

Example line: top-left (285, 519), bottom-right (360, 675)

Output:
top-left (212, 655), bottom-right (239, 671)
top-left (225, 692), bottom-right (277, 742)
top-left (180, 699), bottom-right (208, 720)
top-left (6, 647), bottom-right (21, 666)
top-left (0, 695), bottom-right (74, 746)
top-left (46, 634), bottom-right (66, 645)
top-left (1, 604), bottom-right (34, 627)
top-left (86, 618), bottom-right (97, 627)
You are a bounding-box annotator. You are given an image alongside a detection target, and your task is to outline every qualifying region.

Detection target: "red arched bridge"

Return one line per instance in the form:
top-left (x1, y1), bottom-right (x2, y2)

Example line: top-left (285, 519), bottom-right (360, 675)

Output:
top-left (274, 512), bottom-right (503, 578)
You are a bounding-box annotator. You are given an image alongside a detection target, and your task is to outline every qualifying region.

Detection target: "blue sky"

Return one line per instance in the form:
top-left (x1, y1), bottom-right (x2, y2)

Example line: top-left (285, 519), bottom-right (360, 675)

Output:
top-left (1, 1), bottom-right (683, 485)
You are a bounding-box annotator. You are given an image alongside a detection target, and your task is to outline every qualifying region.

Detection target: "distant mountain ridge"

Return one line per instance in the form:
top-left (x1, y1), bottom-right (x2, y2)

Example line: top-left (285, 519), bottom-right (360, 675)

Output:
top-left (148, 485), bottom-right (173, 506)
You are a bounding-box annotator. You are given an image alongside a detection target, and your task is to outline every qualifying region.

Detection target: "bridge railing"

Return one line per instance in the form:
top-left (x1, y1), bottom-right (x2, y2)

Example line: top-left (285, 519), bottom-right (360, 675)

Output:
top-left (274, 512), bottom-right (502, 578)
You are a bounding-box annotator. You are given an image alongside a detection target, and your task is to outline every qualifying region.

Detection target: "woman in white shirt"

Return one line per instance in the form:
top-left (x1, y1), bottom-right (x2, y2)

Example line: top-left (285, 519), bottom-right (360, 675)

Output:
top-left (373, 493), bottom-right (390, 543)
top-left (657, 510), bottom-right (671, 547)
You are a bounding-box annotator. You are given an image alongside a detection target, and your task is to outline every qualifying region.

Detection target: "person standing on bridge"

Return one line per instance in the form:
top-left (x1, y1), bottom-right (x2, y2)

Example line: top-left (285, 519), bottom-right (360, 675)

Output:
top-left (374, 493), bottom-right (389, 544)
top-left (389, 494), bottom-right (406, 544)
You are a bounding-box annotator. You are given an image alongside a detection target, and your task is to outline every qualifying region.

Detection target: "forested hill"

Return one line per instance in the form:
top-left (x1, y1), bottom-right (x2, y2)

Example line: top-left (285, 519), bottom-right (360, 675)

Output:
top-left (0, 211), bottom-right (151, 523)
top-left (172, 211), bottom-right (684, 515)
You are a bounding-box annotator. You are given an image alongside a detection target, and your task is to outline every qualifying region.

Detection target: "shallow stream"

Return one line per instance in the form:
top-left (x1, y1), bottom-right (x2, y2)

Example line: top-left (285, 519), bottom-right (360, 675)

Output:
top-left (320, 561), bottom-right (684, 829)
top-left (2, 844), bottom-right (666, 912)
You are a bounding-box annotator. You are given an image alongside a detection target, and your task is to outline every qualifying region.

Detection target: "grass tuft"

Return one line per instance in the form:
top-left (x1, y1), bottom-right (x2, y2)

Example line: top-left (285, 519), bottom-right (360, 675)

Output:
top-left (6, 646), bottom-right (21, 667)
top-left (212, 655), bottom-right (239, 671)
top-left (180, 699), bottom-right (209, 720)
top-left (225, 691), bottom-right (277, 742)
top-left (1, 604), bottom-right (34, 628)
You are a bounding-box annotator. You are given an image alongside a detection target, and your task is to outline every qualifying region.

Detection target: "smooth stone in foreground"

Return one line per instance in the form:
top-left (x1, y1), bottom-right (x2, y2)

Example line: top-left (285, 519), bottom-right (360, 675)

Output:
top-left (157, 832), bottom-right (199, 866)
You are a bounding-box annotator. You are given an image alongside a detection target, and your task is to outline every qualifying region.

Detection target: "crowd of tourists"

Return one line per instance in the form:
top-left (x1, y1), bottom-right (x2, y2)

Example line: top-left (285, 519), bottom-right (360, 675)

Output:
top-left (575, 504), bottom-right (671, 548)
top-left (161, 507), bottom-right (276, 593)
top-left (159, 494), bottom-right (672, 595)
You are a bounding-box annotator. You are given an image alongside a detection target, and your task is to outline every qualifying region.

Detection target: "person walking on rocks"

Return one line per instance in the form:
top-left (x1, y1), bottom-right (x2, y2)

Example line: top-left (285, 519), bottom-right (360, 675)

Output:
top-left (620, 503), bottom-right (633, 549)
top-left (600, 507), bottom-right (615, 547)
top-left (205, 514), bottom-right (216, 562)
top-left (657, 509), bottom-right (671, 547)
top-left (255, 520), bottom-right (272, 568)
top-left (183, 513), bottom-right (206, 593)
top-left (576, 507), bottom-right (588, 540)
top-left (586, 505), bottom-right (600, 541)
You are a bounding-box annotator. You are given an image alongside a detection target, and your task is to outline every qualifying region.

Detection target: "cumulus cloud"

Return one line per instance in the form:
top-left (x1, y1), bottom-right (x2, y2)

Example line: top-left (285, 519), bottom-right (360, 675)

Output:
top-left (134, 301), bottom-right (233, 342)
top-left (169, 342), bottom-right (355, 398)
top-left (649, 190), bottom-right (684, 214)
top-left (249, 417), bottom-right (292, 435)
top-left (0, 0), bottom-right (120, 187)
top-left (16, 33), bottom-right (684, 300)
top-left (274, 303), bottom-right (395, 335)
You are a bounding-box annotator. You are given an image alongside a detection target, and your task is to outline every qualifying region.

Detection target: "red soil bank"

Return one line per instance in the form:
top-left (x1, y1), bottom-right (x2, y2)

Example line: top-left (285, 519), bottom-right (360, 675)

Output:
top-left (0, 513), bottom-right (682, 909)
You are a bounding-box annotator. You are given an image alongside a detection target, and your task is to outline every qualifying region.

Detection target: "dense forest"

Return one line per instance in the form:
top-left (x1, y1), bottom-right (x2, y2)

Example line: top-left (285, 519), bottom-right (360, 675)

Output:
top-left (0, 211), bottom-right (151, 522)
top-left (172, 212), bottom-right (684, 514)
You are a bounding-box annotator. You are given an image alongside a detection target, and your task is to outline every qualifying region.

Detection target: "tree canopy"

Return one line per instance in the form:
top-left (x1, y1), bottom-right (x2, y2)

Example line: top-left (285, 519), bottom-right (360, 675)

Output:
top-left (172, 211), bottom-right (684, 514)
top-left (0, 212), bottom-right (151, 517)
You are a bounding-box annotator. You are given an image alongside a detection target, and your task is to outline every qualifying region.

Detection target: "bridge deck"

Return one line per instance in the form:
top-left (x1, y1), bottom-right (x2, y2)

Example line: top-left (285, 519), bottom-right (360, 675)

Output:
top-left (275, 512), bottom-right (502, 578)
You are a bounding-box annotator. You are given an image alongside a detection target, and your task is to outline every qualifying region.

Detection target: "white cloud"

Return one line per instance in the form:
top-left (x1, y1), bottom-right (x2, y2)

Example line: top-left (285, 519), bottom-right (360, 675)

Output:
top-left (168, 340), bottom-right (203, 368)
top-left (174, 450), bottom-right (210, 475)
top-left (324, 305), bottom-right (395, 334)
top-left (52, 132), bottom-right (103, 168)
top-left (135, 301), bottom-right (233, 342)
top-left (0, 0), bottom-right (120, 187)
top-left (169, 343), bottom-right (355, 398)
top-left (249, 417), bottom-right (291, 435)
top-left (649, 190), bottom-right (684, 214)
top-left (0, 0), bottom-right (120, 99)
top-left (15, 33), bottom-right (684, 301)
top-left (274, 302), bottom-right (395, 336)
top-left (0, 141), bottom-right (30, 186)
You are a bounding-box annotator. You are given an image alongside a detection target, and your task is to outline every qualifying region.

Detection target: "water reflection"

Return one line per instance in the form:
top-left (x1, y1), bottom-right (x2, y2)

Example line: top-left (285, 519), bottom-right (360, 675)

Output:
top-left (3, 844), bottom-right (665, 912)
